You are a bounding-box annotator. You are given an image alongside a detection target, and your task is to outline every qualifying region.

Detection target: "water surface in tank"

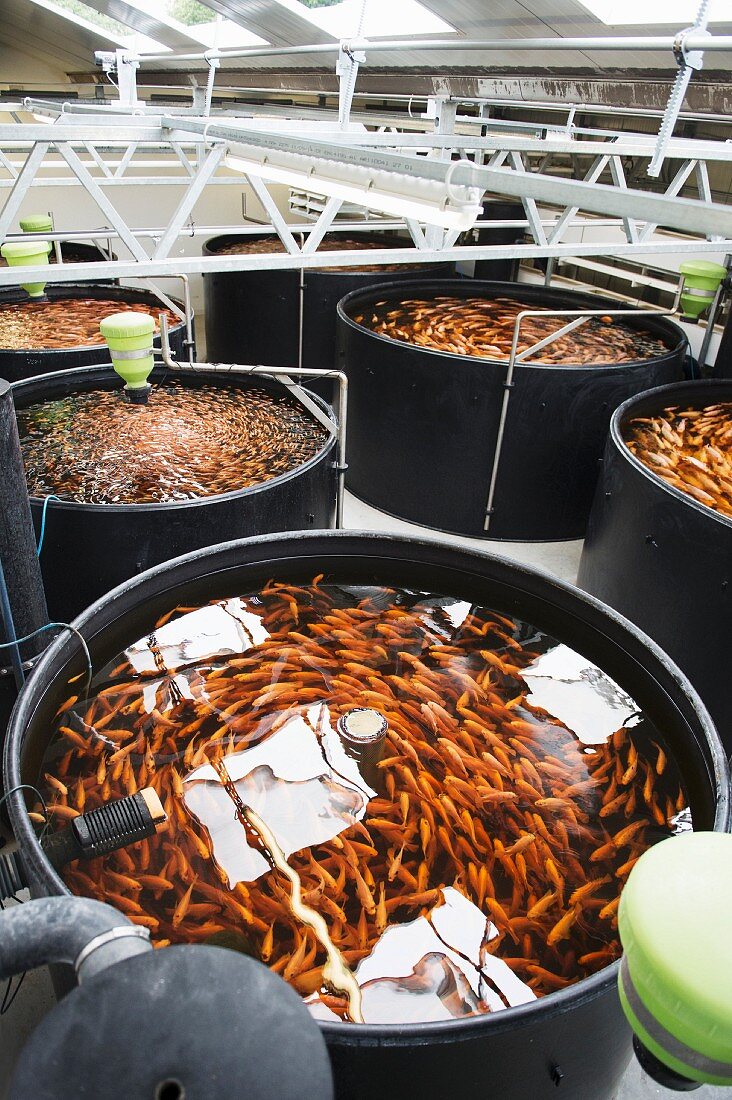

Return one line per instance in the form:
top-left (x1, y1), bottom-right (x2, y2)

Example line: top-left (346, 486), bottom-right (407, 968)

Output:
top-left (17, 382), bottom-right (329, 503)
top-left (39, 580), bottom-right (688, 1024)
top-left (352, 295), bottom-right (670, 364)
top-left (0, 298), bottom-right (179, 350)
top-left (623, 400), bottom-right (732, 518)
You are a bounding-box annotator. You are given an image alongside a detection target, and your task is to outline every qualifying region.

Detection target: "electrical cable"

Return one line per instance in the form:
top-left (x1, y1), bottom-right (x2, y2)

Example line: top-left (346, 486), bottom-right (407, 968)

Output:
top-left (37, 495), bottom-right (61, 557)
top-left (0, 623), bottom-right (92, 697)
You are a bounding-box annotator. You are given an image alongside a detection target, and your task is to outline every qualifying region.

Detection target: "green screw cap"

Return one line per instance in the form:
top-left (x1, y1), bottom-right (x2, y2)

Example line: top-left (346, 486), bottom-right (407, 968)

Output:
top-left (618, 832), bottom-right (732, 1086)
top-left (679, 261), bottom-right (727, 320)
top-left (100, 312), bottom-right (156, 391)
top-left (1, 239), bottom-right (52, 298)
top-left (19, 214), bottom-right (54, 234)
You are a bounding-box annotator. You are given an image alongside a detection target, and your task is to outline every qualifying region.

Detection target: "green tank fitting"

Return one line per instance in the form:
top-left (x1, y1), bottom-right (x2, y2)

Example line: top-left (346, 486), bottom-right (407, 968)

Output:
top-left (99, 312), bottom-right (156, 404)
top-left (19, 214), bottom-right (54, 235)
top-left (618, 831), bottom-right (732, 1088)
top-left (0, 240), bottom-right (51, 298)
top-left (678, 261), bottom-right (727, 321)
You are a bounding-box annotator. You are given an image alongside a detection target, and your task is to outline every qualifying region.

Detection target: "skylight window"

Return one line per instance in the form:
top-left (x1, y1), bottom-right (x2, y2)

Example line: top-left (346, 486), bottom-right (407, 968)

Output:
top-left (576, 0), bottom-right (729, 25)
top-left (130, 0), bottom-right (268, 48)
top-left (29, 0), bottom-right (170, 51)
top-left (294, 0), bottom-right (455, 38)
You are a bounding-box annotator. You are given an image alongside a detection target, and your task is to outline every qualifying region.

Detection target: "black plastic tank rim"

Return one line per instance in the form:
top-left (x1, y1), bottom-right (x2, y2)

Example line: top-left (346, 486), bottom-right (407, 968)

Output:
top-left (0, 284), bottom-right (189, 358)
top-left (607, 377), bottom-right (732, 530)
top-left (10, 364), bottom-right (338, 513)
top-left (5, 531), bottom-right (729, 1046)
top-left (336, 278), bottom-right (687, 372)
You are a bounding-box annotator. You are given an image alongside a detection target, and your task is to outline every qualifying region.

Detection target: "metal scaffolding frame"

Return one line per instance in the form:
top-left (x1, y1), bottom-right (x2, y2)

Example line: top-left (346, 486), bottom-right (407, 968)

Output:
top-left (1, 21), bottom-right (732, 286)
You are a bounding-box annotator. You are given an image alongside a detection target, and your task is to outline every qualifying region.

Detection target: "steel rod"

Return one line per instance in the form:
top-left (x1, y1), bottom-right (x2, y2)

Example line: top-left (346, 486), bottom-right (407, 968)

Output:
top-left (126, 34), bottom-right (732, 65)
top-left (483, 292), bottom-right (684, 533)
top-left (0, 239), bottom-right (726, 287)
top-left (158, 316), bottom-right (348, 529)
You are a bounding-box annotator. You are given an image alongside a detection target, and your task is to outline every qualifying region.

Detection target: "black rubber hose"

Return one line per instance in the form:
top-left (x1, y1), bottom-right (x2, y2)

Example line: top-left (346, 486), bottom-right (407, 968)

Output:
top-left (0, 896), bottom-right (152, 983)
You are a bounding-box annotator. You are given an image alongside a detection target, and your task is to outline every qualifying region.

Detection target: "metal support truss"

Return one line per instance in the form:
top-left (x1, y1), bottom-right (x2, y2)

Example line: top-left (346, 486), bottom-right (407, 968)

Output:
top-left (0, 101), bottom-right (731, 286)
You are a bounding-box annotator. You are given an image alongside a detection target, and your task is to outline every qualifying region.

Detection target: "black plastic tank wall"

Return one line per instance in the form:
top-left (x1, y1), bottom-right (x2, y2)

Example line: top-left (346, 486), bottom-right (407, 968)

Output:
top-left (12, 365), bottom-right (337, 622)
top-left (468, 199), bottom-right (526, 282)
top-left (712, 301), bottom-right (732, 378)
top-left (4, 531), bottom-right (730, 1100)
top-left (0, 285), bottom-right (190, 383)
top-left (337, 279), bottom-right (687, 541)
top-left (202, 231), bottom-right (454, 399)
top-left (578, 379), bottom-right (731, 750)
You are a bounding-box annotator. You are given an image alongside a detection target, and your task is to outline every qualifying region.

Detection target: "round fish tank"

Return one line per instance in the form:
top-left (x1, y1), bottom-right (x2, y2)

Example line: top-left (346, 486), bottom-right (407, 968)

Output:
top-left (203, 232), bottom-right (455, 400)
top-left (5, 532), bottom-right (729, 1100)
top-left (12, 367), bottom-right (337, 622)
top-left (578, 379), bottom-right (731, 752)
top-left (0, 285), bottom-right (190, 382)
top-left (336, 280), bottom-right (687, 541)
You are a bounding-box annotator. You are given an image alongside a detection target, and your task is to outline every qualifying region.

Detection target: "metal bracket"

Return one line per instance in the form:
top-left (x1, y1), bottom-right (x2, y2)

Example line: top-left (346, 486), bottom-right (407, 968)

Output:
top-left (648, 0), bottom-right (712, 178)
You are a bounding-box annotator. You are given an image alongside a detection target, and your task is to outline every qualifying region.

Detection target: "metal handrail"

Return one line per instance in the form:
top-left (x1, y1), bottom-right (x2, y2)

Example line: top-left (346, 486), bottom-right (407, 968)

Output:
top-left (158, 314), bottom-right (348, 529)
top-left (482, 281), bottom-right (685, 533)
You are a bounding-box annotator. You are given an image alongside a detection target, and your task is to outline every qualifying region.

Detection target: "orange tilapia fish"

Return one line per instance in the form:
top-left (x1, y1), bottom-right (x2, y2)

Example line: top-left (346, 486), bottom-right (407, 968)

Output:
top-left (16, 384), bottom-right (328, 506)
top-left (37, 580), bottom-right (687, 1019)
top-left (355, 295), bottom-right (668, 365)
top-left (625, 402), bottom-right (732, 518)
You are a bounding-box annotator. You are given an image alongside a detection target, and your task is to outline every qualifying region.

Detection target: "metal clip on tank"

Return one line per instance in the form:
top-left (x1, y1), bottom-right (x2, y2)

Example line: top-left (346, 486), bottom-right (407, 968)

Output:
top-left (619, 831), bottom-right (732, 1091)
top-left (99, 311), bottom-right (156, 404)
top-left (0, 788), bottom-right (167, 901)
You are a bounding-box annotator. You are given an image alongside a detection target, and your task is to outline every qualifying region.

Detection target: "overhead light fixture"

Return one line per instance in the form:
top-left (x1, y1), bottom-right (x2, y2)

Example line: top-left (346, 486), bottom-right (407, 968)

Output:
top-left (225, 150), bottom-right (482, 231)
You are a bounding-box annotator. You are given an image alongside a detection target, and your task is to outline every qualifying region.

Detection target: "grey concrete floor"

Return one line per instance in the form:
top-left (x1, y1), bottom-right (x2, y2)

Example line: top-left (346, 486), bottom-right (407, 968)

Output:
top-left (0, 492), bottom-right (723, 1098)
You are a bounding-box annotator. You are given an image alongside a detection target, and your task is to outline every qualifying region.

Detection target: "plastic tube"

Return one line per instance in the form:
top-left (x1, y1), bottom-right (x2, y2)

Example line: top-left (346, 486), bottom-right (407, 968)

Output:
top-left (0, 896), bottom-right (152, 983)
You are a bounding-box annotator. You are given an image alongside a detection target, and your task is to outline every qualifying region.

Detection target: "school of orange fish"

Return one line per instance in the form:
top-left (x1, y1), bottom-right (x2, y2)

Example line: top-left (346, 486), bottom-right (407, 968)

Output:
top-left (352, 295), bottom-right (670, 365)
top-left (0, 298), bottom-right (179, 350)
top-left (18, 383), bottom-right (329, 504)
top-left (38, 581), bottom-right (686, 1019)
top-left (624, 402), bottom-right (732, 518)
top-left (211, 235), bottom-right (425, 273)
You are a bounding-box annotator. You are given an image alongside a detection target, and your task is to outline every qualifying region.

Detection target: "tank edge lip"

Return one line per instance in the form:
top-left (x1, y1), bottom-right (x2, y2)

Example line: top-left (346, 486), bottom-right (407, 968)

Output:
top-left (5, 530), bottom-right (728, 1037)
top-left (335, 278), bottom-right (687, 372)
top-left (201, 231), bottom-right (452, 277)
top-left (608, 378), bottom-right (732, 531)
top-left (11, 365), bottom-right (338, 513)
top-left (0, 285), bottom-right (189, 358)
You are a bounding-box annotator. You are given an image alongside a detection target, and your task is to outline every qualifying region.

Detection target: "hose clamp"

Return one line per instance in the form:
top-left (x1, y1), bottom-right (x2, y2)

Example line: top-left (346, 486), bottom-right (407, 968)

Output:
top-left (74, 925), bottom-right (150, 976)
top-left (108, 347), bottom-right (154, 360)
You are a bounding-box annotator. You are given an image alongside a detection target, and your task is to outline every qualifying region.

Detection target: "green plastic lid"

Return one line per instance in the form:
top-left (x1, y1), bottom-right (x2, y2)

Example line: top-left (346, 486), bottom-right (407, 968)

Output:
top-left (618, 832), bottom-right (732, 1085)
top-left (19, 214), bottom-right (54, 233)
top-left (1, 240), bottom-right (51, 259)
top-left (679, 261), bottom-right (727, 280)
top-left (99, 312), bottom-right (155, 341)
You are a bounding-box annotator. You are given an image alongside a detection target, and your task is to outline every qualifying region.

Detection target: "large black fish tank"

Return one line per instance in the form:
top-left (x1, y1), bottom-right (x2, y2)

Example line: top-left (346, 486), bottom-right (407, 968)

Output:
top-left (4, 532), bottom-right (729, 1100)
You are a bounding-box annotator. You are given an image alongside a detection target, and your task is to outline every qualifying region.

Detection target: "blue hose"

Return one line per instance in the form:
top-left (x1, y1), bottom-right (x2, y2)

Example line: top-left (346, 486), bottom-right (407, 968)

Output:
top-left (0, 554), bottom-right (24, 690)
top-left (37, 494), bottom-right (60, 558)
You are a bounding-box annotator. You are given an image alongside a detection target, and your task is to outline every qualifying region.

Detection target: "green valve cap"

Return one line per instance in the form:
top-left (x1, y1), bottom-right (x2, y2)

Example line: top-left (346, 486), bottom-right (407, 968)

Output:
top-left (0, 239), bottom-right (52, 298)
top-left (19, 213), bottom-right (54, 234)
top-left (100, 312), bottom-right (156, 398)
top-left (618, 832), bottom-right (732, 1087)
top-left (679, 261), bottom-right (727, 321)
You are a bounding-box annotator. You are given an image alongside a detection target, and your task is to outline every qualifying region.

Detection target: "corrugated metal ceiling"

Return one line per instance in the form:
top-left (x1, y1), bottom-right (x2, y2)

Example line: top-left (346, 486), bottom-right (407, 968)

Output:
top-left (0, 0), bottom-right (730, 86)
